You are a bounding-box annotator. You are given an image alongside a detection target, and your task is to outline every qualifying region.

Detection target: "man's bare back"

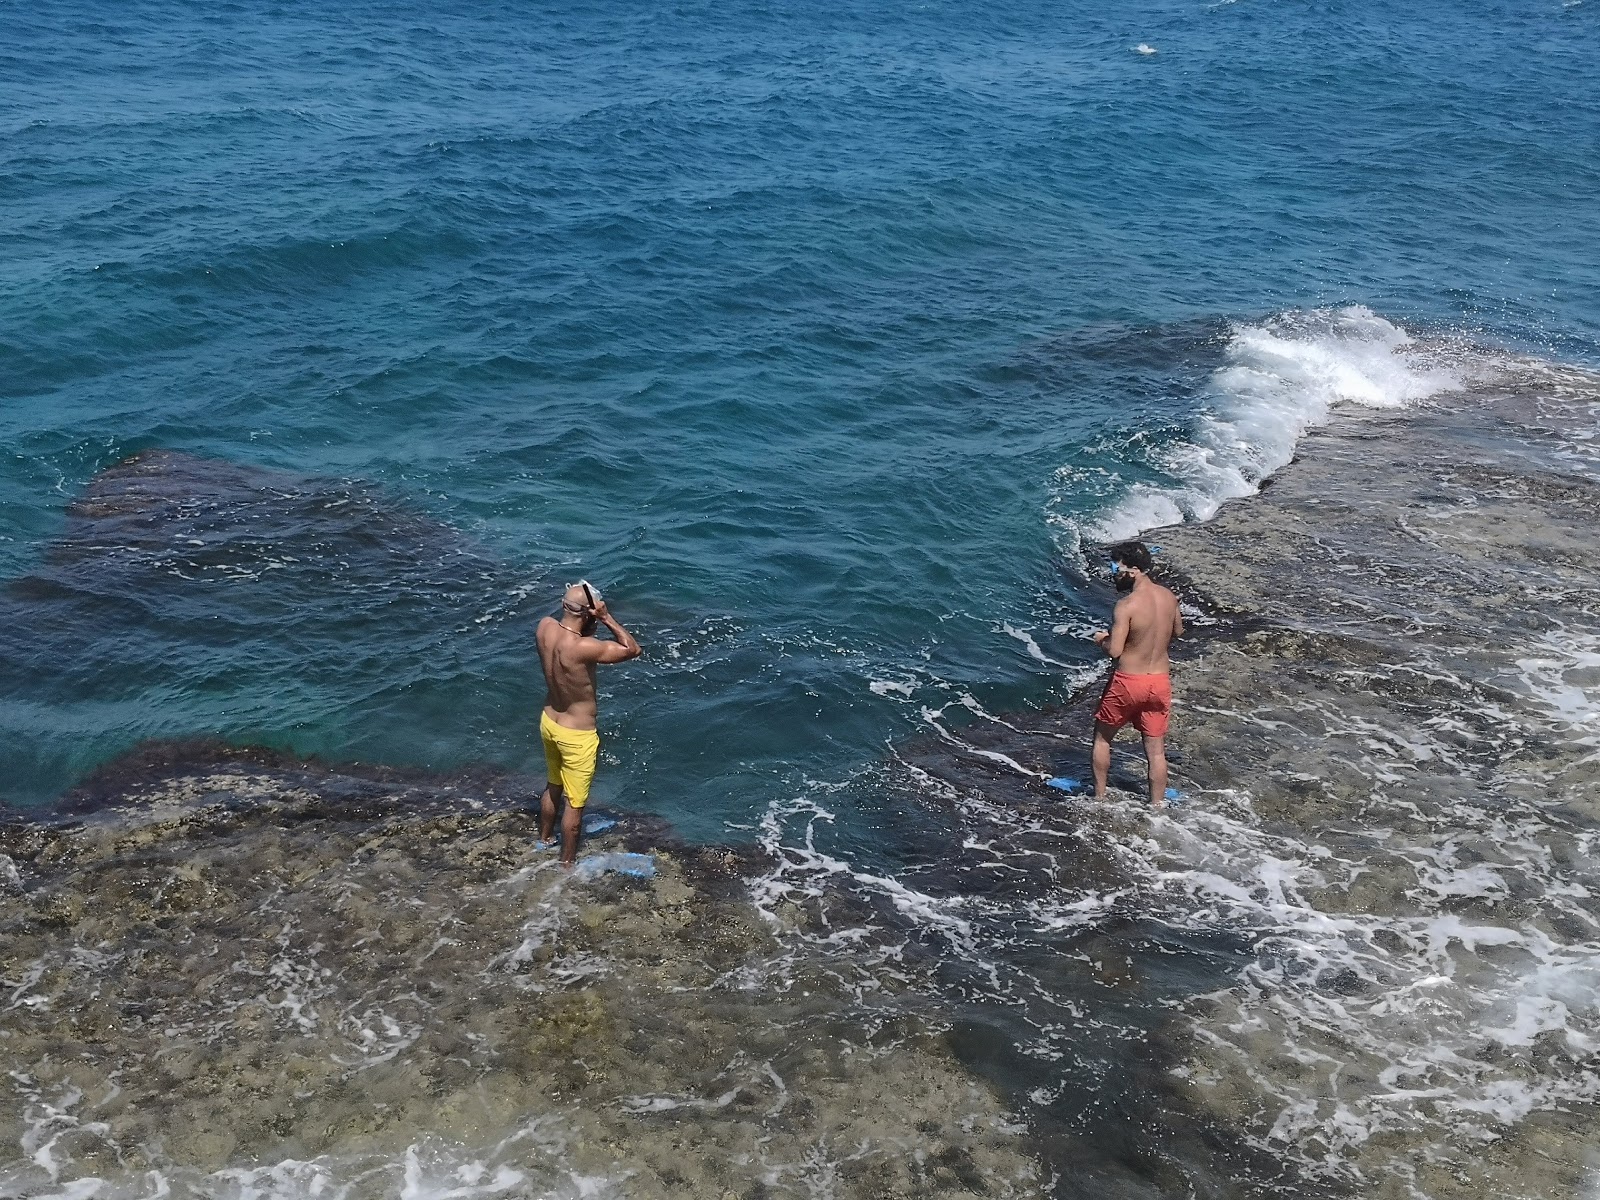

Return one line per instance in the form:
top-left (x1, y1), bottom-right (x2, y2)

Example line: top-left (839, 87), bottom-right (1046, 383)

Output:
top-left (536, 585), bottom-right (641, 729)
top-left (536, 616), bottom-right (603, 729)
top-left (535, 582), bottom-right (641, 864)
top-left (1102, 577), bottom-right (1182, 674)
top-left (1089, 541), bottom-right (1183, 806)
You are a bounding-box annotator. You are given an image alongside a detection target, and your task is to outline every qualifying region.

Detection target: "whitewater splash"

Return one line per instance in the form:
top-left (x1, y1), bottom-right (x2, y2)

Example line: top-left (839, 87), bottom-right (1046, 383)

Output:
top-left (748, 341), bottom-right (1600, 1196)
top-left (1051, 306), bottom-right (1469, 552)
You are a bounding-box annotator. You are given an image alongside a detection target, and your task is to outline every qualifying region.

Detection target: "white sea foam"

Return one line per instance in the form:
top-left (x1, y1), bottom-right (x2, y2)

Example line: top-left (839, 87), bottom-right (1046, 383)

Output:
top-left (0, 1055), bottom-right (622, 1200)
top-left (868, 677), bottom-right (916, 698)
top-left (1154, 796), bottom-right (1600, 1185)
top-left (742, 679), bottom-right (1600, 1192)
top-left (196, 1126), bottom-right (604, 1200)
top-left (1053, 307), bottom-right (1465, 552)
top-left (999, 622), bottom-right (1081, 671)
top-left (1512, 628), bottom-right (1600, 730)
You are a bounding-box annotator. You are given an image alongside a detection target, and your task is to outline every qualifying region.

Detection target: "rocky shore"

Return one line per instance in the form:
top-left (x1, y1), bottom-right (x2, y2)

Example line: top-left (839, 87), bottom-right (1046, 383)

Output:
top-left (4, 358), bottom-right (1597, 1200)
top-left (0, 745), bottom-right (1043, 1199)
top-left (885, 363), bottom-right (1600, 1198)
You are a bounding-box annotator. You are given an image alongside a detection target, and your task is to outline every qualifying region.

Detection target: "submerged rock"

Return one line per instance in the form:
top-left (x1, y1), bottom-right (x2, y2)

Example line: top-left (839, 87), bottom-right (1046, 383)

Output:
top-left (0, 449), bottom-right (534, 805)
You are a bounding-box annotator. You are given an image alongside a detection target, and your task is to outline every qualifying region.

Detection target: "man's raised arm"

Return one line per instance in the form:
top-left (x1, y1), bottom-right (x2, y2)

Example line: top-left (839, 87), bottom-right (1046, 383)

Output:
top-left (587, 598), bottom-right (641, 663)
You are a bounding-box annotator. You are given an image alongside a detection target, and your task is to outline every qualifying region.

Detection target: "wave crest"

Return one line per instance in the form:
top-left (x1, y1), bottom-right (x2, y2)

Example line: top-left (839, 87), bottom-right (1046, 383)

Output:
top-left (1054, 306), bottom-right (1467, 551)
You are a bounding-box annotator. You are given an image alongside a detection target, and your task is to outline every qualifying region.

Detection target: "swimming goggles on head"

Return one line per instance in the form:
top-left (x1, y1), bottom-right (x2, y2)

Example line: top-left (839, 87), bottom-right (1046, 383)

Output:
top-left (562, 579), bottom-right (600, 614)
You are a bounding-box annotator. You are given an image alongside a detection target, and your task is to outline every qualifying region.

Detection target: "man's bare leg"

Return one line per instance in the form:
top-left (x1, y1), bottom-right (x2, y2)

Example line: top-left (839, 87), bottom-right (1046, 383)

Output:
top-left (1092, 722), bottom-right (1117, 798)
top-left (1142, 734), bottom-right (1168, 807)
top-left (560, 804), bottom-right (583, 868)
top-left (538, 782), bottom-right (563, 846)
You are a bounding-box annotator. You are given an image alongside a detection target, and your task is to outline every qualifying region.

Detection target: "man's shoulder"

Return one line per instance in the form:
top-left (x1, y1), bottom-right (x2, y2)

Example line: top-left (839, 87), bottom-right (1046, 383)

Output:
top-left (1127, 581), bottom-right (1176, 615)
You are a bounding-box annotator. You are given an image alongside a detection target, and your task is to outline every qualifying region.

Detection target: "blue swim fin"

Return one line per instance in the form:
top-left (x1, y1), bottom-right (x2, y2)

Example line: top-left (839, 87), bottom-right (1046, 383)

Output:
top-left (1047, 777), bottom-right (1082, 793)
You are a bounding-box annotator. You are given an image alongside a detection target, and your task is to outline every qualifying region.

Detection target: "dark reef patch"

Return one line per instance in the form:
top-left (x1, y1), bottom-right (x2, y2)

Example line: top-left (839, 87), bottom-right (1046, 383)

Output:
top-left (0, 449), bottom-right (541, 804)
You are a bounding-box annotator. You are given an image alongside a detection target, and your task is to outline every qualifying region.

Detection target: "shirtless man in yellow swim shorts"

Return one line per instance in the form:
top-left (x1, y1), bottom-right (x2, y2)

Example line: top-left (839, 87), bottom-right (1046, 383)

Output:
top-left (536, 581), bottom-right (641, 865)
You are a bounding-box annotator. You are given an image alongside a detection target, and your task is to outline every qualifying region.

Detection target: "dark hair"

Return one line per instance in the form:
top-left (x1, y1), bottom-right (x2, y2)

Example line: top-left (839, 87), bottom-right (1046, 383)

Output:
top-left (1109, 540), bottom-right (1153, 573)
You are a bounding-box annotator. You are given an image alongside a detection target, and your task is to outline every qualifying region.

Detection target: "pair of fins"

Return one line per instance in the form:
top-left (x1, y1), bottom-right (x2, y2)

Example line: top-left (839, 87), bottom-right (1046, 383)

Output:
top-left (1047, 777), bottom-right (1185, 804)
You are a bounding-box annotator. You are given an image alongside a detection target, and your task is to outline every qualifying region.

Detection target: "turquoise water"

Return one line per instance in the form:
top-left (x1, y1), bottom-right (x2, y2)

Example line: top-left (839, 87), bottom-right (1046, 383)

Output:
top-left (2, 0), bottom-right (1597, 825)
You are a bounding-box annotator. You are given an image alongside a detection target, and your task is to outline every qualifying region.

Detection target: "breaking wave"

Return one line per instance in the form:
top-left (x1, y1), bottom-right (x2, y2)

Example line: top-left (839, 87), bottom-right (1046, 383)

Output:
top-left (1053, 306), bottom-right (1470, 552)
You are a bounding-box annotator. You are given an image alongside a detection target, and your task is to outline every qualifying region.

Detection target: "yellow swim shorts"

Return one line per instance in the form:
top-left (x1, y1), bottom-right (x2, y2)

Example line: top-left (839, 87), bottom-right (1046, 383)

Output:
top-left (540, 712), bottom-right (599, 808)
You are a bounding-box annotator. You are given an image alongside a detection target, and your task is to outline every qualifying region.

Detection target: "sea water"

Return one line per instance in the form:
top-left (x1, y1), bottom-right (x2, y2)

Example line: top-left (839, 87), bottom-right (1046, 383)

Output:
top-left (3, 0), bottom-right (1600, 1196)
top-left (3, 0), bottom-right (1595, 815)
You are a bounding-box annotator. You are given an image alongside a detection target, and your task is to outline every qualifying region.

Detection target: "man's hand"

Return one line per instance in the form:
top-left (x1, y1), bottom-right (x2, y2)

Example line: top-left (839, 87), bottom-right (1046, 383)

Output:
top-left (1092, 630), bottom-right (1110, 647)
top-left (585, 598), bottom-right (641, 663)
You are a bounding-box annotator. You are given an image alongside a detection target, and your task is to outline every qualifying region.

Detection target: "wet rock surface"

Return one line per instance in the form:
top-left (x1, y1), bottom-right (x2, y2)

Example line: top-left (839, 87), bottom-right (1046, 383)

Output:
top-left (1144, 385), bottom-right (1600, 1200)
top-left (869, 368), bottom-right (1600, 1198)
top-left (4, 364), bottom-right (1599, 1200)
top-left (0, 747), bottom-right (1042, 1199)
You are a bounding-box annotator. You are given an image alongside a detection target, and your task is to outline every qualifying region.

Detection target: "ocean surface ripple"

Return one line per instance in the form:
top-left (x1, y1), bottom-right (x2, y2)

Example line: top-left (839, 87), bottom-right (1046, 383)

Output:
top-left (3, 0), bottom-right (1599, 1195)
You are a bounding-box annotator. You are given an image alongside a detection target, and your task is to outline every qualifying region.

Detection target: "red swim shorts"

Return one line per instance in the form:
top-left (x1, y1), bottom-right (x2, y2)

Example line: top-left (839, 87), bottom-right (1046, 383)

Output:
top-left (1094, 671), bottom-right (1173, 737)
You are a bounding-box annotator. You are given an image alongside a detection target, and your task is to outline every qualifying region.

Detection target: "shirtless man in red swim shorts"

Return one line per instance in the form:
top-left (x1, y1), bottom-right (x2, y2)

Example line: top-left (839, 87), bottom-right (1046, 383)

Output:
top-left (1091, 540), bottom-right (1184, 807)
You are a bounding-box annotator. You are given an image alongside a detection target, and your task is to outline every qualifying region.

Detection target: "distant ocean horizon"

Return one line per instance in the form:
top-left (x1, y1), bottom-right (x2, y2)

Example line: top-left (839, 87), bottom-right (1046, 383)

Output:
top-left (3, 0), bottom-right (1598, 1196)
